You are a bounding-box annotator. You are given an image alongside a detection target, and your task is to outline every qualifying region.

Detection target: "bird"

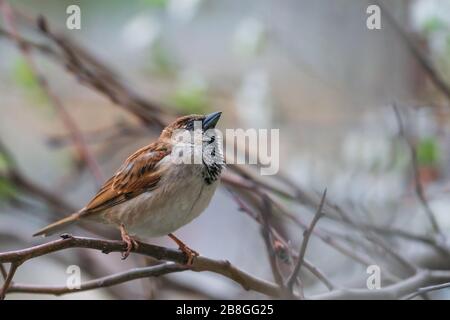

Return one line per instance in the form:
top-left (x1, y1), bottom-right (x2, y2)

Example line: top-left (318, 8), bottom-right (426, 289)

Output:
top-left (34, 112), bottom-right (224, 264)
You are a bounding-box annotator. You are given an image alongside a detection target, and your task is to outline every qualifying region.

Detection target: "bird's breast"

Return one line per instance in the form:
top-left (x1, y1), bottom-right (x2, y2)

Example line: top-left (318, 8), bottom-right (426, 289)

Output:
top-left (102, 163), bottom-right (219, 237)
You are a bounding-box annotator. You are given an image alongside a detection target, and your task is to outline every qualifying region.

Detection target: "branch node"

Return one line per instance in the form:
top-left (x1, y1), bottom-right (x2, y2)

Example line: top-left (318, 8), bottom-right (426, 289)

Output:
top-left (60, 233), bottom-right (73, 240)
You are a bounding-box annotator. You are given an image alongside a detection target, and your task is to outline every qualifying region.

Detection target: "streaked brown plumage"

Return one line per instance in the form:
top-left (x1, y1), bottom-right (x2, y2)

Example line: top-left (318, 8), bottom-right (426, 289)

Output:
top-left (34, 112), bottom-right (224, 263)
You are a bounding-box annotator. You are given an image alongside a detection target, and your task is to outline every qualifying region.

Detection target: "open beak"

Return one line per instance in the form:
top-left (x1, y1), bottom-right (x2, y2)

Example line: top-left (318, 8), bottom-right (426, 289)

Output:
top-left (203, 111), bottom-right (222, 130)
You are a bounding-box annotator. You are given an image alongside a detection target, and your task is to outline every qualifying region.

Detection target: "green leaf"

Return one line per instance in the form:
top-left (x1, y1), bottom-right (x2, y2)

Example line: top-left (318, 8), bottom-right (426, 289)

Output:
top-left (416, 137), bottom-right (440, 166)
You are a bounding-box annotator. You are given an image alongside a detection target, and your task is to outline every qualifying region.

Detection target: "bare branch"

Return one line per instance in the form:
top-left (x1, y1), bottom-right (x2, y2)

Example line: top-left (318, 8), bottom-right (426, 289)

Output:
top-left (0, 235), bottom-right (283, 299)
top-left (359, 224), bottom-right (450, 255)
top-left (404, 281), bottom-right (450, 300)
top-left (0, 264), bottom-right (6, 279)
top-left (286, 189), bottom-right (327, 292)
top-left (375, 0), bottom-right (450, 103)
top-left (227, 187), bottom-right (336, 292)
top-left (313, 270), bottom-right (450, 300)
top-left (0, 262), bottom-right (21, 300)
top-left (258, 194), bottom-right (286, 289)
top-left (392, 104), bottom-right (442, 235)
top-left (302, 260), bottom-right (337, 291)
top-left (323, 198), bottom-right (419, 275)
top-left (7, 263), bottom-right (186, 296)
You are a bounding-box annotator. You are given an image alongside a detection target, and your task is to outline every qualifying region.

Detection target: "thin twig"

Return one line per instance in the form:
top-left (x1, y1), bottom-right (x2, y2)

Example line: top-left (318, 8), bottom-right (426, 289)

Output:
top-left (312, 269), bottom-right (450, 300)
top-left (268, 194), bottom-right (376, 268)
top-left (227, 187), bottom-right (336, 291)
top-left (7, 263), bottom-right (186, 296)
top-left (0, 262), bottom-right (21, 300)
top-left (0, 137), bottom-right (75, 214)
top-left (302, 260), bottom-right (337, 291)
top-left (410, 142), bottom-right (442, 235)
top-left (375, 0), bottom-right (450, 102)
top-left (0, 264), bottom-right (7, 279)
top-left (258, 193), bottom-right (286, 291)
top-left (392, 104), bottom-right (442, 235)
top-left (286, 189), bottom-right (327, 292)
top-left (404, 281), bottom-right (450, 300)
top-left (359, 223), bottom-right (450, 255)
top-left (332, 203), bottom-right (418, 274)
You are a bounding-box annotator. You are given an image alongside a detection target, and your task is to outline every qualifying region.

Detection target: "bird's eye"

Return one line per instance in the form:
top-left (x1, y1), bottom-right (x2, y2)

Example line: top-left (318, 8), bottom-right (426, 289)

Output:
top-left (185, 120), bottom-right (194, 131)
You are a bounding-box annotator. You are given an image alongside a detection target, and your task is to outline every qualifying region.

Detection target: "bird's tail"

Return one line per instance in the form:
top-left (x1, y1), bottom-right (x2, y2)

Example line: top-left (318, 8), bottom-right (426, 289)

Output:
top-left (33, 212), bottom-right (82, 237)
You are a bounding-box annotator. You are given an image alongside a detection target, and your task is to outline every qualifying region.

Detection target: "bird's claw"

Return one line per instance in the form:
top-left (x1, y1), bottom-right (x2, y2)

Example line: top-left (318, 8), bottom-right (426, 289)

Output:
top-left (120, 225), bottom-right (139, 260)
top-left (168, 233), bottom-right (199, 265)
top-left (121, 235), bottom-right (139, 260)
top-left (179, 245), bottom-right (199, 265)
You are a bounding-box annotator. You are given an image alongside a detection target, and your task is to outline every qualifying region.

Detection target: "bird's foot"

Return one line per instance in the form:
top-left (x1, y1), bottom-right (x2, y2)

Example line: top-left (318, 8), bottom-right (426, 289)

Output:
top-left (179, 244), bottom-right (199, 265)
top-left (168, 233), bottom-right (199, 265)
top-left (120, 224), bottom-right (139, 260)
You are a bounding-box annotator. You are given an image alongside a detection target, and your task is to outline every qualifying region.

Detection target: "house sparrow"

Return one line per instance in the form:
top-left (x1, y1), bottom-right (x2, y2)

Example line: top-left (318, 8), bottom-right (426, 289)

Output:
top-left (34, 112), bottom-right (224, 264)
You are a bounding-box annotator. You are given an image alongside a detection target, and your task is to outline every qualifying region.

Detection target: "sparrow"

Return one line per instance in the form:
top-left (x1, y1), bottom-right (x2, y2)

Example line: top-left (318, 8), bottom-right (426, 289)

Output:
top-left (34, 112), bottom-right (224, 264)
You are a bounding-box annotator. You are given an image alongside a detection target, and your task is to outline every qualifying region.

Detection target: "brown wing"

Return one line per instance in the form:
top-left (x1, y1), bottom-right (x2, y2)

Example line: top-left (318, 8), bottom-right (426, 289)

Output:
top-left (82, 142), bottom-right (171, 215)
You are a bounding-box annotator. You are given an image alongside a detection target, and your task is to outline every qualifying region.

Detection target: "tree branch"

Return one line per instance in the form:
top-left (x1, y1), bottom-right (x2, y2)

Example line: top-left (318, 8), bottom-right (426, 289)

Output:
top-left (0, 235), bottom-right (283, 299)
top-left (312, 269), bottom-right (450, 300)
top-left (259, 194), bottom-right (286, 290)
top-left (392, 104), bottom-right (442, 235)
top-left (404, 281), bottom-right (450, 300)
top-left (6, 263), bottom-right (186, 296)
top-left (286, 189), bottom-right (327, 292)
top-left (0, 262), bottom-right (21, 299)
top-left (374, 0), bottom-right (450, 103)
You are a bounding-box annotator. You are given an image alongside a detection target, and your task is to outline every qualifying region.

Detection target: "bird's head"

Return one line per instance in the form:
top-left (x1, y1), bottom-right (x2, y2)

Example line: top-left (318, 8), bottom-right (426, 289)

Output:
top-left (160, 111), bottom-right (222, 141)
top-left (160, 112), bottom-right (223, 167)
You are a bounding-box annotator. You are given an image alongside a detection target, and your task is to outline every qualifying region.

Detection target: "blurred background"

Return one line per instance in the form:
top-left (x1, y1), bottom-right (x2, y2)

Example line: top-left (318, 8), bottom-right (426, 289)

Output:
top-left (2, 0), bottom-right (450, 299)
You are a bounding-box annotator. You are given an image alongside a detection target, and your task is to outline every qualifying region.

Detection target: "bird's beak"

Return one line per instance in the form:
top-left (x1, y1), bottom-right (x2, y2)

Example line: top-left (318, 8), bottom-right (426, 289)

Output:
top-left (203, 111), bottom-right (222, 130)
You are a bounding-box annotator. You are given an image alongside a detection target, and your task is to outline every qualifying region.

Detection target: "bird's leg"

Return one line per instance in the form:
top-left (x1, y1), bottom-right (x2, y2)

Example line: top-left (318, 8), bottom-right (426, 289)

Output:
top-left (120, 224), bottom-right (139, 260)
top-left (168, 233), bottom-right (199, 265)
